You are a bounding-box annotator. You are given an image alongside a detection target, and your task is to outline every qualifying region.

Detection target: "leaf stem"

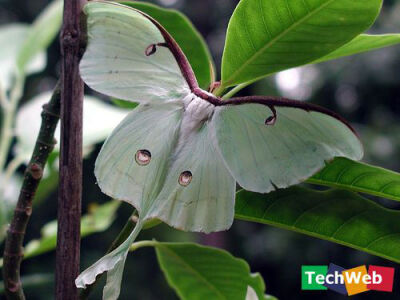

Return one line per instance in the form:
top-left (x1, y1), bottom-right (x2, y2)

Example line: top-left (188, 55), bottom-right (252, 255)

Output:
top-left (221, 81), bottom-right (254, 99)
top-left (129, 240), bottom-right (157, 252)
top-left (2, 81), bottom-right (61, 300)
top-left (0, 80), bottom-right (8, 109)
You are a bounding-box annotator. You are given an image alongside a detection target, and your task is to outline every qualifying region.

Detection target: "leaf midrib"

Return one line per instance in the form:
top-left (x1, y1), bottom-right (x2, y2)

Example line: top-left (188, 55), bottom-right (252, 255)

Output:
top-left (235, 212), bottom-right (400, 264)
top-left (307, 177), bottom-right (400, 201)
top-left (224, 0), bottom-right (335, 85)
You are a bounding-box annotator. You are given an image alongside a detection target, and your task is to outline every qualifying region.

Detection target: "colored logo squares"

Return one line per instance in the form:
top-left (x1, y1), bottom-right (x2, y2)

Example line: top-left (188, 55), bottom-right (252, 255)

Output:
top-left (301, 264), bottom-right (395, 296)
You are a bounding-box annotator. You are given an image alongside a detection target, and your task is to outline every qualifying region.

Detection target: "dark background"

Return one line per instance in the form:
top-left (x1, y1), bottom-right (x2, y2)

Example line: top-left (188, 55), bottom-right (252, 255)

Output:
top-left (1, 0), bottom-right (400, 299)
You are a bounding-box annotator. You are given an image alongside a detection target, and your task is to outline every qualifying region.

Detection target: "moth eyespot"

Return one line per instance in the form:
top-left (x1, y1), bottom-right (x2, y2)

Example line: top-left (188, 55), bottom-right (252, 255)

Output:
top-left (265, 115), bottom-right (276, 126)
top-left (179, 171), bottom-right (192, 186)
top-left (135, 149), bottom-right (151, 166)
top-left (145, 44), bottom-right (157, 56)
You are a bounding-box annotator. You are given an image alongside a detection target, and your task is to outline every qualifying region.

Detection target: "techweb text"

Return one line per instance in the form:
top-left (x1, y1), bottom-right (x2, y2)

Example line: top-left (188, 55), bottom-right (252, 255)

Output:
top-left (301, 264), bottom-right (395, 296)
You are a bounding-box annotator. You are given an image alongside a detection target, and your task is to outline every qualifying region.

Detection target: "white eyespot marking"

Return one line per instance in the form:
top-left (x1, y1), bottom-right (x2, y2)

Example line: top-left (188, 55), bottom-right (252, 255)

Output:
top-left (179, 171), bottom-right (192, 186)
top-left (135, 149), bottom-right (151, 166)
top-left (265, 115), bottom-right (276, 126)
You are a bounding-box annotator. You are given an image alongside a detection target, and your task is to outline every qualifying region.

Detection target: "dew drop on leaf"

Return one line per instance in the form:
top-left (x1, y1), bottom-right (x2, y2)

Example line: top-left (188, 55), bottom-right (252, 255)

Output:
top-left (135, 149), bottom-right (151, 166)
top-left (179, 171), bottom-right (192, 186)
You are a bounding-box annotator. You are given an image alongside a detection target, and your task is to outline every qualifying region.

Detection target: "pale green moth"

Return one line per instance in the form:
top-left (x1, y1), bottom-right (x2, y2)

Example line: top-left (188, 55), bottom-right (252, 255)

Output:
top-left (76, 1), bottom-right (363, 297)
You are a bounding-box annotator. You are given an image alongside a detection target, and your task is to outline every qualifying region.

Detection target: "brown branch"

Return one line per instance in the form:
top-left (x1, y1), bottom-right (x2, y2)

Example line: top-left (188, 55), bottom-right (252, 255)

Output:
top-left (56, 0), bottom-right (86, 299)
top-left (3, 81), bottom-right (61, 300)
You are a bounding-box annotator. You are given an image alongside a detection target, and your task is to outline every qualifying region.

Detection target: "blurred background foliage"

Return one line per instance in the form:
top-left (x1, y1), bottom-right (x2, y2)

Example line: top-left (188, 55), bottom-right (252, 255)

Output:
top-left (0, 0), bottom-right (400, 299)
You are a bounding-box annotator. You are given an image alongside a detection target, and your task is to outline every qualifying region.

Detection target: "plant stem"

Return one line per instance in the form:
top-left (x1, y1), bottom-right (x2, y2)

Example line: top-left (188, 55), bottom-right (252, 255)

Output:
top-left (79, 211), bottom-right (137, 300)
top-left (3, 81), bottom-right (61, 300)
top-left (0, 74), bottom-right (24, 173)
top-left (0, 80), bottom-right (8, 109)
top-left (221, 81), bottom-right (254, 99)
top-left (56, 0), bottom-right (86, 298)
top-left (4, 155), bottom-right (25, 186)
top-left (129, 240), bottom-right (157, 252)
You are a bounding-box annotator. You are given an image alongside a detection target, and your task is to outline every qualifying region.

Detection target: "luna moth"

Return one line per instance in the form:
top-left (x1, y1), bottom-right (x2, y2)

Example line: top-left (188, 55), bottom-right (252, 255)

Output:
top-left (76, 1), bottom-right (363, 297)
top-left (80, 0), bottom-right (362, 233)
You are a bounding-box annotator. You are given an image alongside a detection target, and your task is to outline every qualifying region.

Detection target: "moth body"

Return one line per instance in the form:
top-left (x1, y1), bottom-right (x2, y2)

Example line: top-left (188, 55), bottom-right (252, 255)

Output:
top-left (180, 93), bottom-right (214, 137)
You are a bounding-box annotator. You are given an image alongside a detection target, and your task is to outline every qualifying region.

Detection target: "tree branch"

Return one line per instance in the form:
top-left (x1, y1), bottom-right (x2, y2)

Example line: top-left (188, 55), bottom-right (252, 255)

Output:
top-left (56, 0), bottom-right (86, 298)
top-left (3, 81), bottom-right (61, 300)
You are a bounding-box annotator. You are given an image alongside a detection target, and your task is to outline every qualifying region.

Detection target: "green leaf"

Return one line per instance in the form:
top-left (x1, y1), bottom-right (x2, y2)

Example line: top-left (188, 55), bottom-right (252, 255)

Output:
top-left (0, 274), bottom-right (53, 294)
top-left (16, 0), bottom-right (63, 72)
top-left (155, 242), bottom-right (267, 300)
top-left (308, 158), bottom-right (400, 202)
top-left (235, 186), bottom-right (400, 263)
top-left (245, 273), bottom-right (273, 300)
top-left (0, 174), bottom-right (22, 244)
top-left (22, 201), bottom-right (120, 260)
top-left (121, 1), bottom-right (214, 89)
top-left (221, 0), bottom-right (382, 87)
top-left (34, 159), bottom-right (59, 206)
top-left (314, 34), bottom-right (400, 64)
top-left (0, 25), bottom-right (46, 92)
top-left (15, 91), bottom-right (128, 162)
top-left (111, 98), bottom-right (138, 109)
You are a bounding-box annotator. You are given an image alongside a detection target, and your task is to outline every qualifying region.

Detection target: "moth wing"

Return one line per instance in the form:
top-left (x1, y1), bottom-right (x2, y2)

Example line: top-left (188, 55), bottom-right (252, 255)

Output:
top-left (213, 102), bottom-right (363, 193)
top-left (80, 1), bottom-right (194, 104)
top-left (147, 122), bottom-right (236, 233)
top-left (94, 103), bottom-right (183, 211)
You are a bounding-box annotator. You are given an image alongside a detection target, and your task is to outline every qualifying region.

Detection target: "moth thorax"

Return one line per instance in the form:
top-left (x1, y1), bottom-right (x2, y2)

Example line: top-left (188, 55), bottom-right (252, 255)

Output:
top-left (180, 95), bottom-right (215, 139)
top-left (185, 95), bottom-right (215, 122)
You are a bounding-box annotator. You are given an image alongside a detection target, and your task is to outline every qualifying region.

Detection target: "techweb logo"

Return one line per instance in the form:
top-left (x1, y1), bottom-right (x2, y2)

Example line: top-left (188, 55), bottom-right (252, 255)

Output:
top-left (301, 263), bottom-right (395, 296)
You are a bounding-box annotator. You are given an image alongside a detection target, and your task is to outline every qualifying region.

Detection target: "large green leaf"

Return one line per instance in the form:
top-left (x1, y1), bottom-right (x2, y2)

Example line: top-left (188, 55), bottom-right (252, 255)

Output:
top-left (235, 186), bottom-right (400, 263)
top-left (16, 0), bottom-right (63, 72)
top-left (221, 0), bottom-right (382, 87)
top-left (121, 1), bottom-right (214, 89)
top-left (308, 158), bottom-right (400, 202)
top-left (154, 242), bottom-right (268, 300)
top-left (314, 33), bottom-right (400, 63)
